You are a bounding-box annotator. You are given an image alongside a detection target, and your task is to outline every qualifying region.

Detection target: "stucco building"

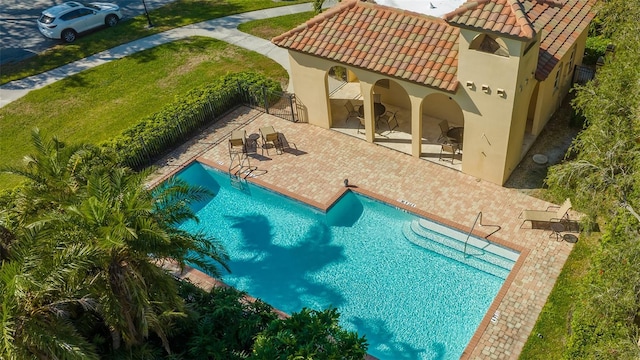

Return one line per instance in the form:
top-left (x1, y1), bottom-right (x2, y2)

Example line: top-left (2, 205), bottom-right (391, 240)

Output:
top-left (273, 0), bottom-right (596, 185)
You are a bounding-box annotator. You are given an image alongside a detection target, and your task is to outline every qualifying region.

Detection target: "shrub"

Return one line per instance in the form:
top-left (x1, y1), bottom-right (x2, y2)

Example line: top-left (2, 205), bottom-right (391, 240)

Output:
top-left (583, 36), bottom-right (611, 65)
top-left (250, 307), bottom-right (368, 359)
top-left (168, 282), bottom-right (278, 359)
top-left (102, 72), bottom-right (281, 169)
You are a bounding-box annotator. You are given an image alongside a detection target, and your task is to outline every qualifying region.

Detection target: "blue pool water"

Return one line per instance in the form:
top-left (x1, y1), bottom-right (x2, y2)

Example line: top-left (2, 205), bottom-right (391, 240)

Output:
top-left (176, 162), bottom-right (515, 360)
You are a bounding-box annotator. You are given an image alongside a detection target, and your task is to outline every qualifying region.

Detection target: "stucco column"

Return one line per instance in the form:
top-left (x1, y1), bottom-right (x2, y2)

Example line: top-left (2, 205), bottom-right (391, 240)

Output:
top-left (410, 96), bottom-right (423, 157)
top-left (360, 82), bottom-right (375, 142)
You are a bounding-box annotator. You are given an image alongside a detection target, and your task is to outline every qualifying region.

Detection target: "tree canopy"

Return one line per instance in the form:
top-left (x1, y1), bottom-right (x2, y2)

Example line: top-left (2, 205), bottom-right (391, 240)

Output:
top-left (545, 0), bottom-right (640, 357)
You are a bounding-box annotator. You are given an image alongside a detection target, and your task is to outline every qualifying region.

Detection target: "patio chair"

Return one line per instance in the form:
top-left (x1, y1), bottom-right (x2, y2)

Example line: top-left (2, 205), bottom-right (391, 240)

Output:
top-left (378, 110), bottom-right (399, 132)
top-left (519, 198), bottom-right (572, 229)
top-left (229, 130), bottom-right (246, 154)
top-left (437, 120), bottom-right (456, 143)
top-left (439, 142), bottom-right (459, 164)
top-left (260, 126), bottom-right (282, 155)
top-left (357, 116), bottom-right (366, 134)
top-left (344, 101), bottom-right (361, 123)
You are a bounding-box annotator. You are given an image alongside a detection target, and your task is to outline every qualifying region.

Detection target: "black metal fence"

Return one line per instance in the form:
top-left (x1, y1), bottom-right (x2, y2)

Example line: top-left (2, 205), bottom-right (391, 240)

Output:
top-left (239, 84), bottom-right (302, 123)
top-left (120, 81), bottom-right (300, 170)
top-left (573, 65), bottom-right (596, 85)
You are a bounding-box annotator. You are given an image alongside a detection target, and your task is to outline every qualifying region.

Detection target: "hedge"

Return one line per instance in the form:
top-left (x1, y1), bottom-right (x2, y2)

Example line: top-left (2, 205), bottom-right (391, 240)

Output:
top-left (102, 72), bottom-right (281, 170)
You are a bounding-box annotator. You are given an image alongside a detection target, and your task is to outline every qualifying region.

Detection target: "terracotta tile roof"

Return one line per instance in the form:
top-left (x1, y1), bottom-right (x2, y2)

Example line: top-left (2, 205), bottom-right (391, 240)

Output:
top-left (444, 0), bottom-right (596, 79)
top-left (443, 0), bottom-right (536, 39)
top-left (524, 0), bottom-right (597, 80)
top-left (272, 0), bottom-right (596, 90)
top-left (272, 0), bottom-right (460, 92)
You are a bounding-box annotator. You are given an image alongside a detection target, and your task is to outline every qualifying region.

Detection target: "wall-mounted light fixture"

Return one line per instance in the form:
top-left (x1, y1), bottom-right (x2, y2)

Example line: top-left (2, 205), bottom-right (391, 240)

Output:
top-left (497, 88), bottom-right (506, 97)
top-left (466, 81), bottom-right (475, 89)
top-left (481, 84), bottom-right (490, 93)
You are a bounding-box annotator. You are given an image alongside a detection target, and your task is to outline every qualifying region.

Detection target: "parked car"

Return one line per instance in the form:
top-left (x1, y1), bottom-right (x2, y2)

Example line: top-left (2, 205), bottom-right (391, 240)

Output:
top-left (37, 1), bottom-right (122, 43)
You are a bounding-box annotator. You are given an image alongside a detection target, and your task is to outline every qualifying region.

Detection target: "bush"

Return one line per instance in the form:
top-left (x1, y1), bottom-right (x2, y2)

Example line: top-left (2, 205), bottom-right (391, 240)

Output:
top-left (102, 72), bottom-right (281, 170)
top-left (563, 216), bottom-right (640, 359)
top-left (251, 307), bottom-right (368, 359)
top-left (168, 282), bottom-right (278, 359)
top-left (583, 36), bottom-right (611, 65)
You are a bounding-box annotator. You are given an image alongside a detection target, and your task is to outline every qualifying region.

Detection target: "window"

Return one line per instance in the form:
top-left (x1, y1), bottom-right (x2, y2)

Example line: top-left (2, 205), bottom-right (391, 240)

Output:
top-left (554, 65), bottom-right (562, 90)
top-left (567, 47), bottom-right (575, 76)
top-left (469, 34), bottom-right (509, 57)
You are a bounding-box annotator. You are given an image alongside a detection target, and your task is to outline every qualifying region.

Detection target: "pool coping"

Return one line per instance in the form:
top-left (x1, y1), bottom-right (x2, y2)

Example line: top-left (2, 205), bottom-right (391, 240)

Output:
top-left (158, 156), bottom-right (531, 359)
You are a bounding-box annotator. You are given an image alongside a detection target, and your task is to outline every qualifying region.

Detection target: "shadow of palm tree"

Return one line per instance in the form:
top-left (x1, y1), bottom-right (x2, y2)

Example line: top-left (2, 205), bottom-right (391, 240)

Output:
top-left (224, 213), bottom-right (347, 314)
top-left (350, 317), bottom-right (424, 360)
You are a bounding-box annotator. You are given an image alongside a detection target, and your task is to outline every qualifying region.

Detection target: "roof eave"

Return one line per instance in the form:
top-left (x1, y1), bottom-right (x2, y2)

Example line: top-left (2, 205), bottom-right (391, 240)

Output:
top-left (285, 49), bottom-right (459, 93)
top-left (450, 23), bottom-right (536, 41)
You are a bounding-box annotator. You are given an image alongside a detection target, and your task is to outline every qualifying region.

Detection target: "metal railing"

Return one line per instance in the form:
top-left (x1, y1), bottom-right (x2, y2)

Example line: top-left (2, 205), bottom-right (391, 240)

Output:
top-left (463, 212), bottom-right (501, 257)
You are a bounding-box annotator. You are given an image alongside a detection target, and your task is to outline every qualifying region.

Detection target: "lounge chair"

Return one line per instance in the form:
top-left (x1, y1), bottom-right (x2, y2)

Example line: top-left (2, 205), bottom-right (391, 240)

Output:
top-left (357, 116), bottom-right (366, 134)
top-left (344, 101), bottom-right (361, 123)
top-left (229, 130), bottom-right (246, 154)
top-left (520, 198), bottom-right (572, 229)
top-left (260, 126), bottom-right (282, 155)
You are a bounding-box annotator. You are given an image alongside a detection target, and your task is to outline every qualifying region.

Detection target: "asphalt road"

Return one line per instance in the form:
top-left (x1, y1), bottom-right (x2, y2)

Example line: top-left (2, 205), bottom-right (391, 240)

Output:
top-left (0, 0), bottom-right (176, 65)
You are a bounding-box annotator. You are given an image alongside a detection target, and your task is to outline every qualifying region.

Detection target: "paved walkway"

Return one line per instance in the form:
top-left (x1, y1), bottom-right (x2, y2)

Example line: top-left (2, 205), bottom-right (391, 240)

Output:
top-left (0, 2), bottom-right (325, 108)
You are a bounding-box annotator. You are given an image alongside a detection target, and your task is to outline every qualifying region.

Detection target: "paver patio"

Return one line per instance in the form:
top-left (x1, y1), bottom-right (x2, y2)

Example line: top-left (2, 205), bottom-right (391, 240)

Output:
top-left (149, 106), bottom-right (575, 359)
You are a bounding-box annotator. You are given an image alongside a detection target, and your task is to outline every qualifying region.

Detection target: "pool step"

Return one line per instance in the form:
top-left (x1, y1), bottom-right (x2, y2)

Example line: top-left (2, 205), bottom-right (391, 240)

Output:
top-left (402, 219), bottom-right (518, 279)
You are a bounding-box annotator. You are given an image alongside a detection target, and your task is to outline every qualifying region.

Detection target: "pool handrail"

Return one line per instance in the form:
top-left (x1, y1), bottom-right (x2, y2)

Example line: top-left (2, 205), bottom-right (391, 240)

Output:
top-left (463, 212), bottom-right (501, 257)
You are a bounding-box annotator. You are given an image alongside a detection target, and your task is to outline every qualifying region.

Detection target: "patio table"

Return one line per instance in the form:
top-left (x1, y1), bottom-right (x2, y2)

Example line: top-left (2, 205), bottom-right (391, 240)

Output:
top-left (358, 103), bottom-right (386, 118)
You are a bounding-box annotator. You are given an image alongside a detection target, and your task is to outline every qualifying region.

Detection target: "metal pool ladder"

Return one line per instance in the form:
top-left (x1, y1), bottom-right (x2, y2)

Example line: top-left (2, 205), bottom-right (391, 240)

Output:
top-left (463, 212), bottom-right (501, 257)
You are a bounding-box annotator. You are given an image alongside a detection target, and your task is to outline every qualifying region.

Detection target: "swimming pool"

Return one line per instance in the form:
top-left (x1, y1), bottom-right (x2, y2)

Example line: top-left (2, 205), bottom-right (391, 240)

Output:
top-left (176, 162), bottom-right (518, 360)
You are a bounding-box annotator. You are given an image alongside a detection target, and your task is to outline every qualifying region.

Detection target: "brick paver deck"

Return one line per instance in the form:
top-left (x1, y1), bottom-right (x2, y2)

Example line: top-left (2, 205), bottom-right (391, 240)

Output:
top-left (150, 106), bottom-right (574, 360)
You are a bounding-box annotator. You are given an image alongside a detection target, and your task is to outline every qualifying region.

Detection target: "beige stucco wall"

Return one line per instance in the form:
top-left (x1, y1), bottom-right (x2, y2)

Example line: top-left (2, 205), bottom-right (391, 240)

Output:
top-left (422, 93), bottom-right (465, 127)
top-left (528, 28), bottom-right (589, 136)
top-left (455, 29), bottom-right (535, 184)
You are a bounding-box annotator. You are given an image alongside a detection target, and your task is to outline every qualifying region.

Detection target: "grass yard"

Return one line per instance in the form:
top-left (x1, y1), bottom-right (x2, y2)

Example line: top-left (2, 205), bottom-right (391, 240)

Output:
top-left (237, 11), bottom-right (315, 40)
top-left (0, 36), bottom-right (287, 189)
top-left (518, 231), bottom-right (598, 358)
top-left (1, 0), bottom-right (307, 84)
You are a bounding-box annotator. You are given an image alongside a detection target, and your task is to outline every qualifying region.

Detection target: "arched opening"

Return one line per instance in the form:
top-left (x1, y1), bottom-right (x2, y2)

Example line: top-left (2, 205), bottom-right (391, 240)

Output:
top-left (420, 93), bottom-right (464, 167)
top-left (521, 82), bottom-right (540, 154)
top-left (469, 34), bottom-right (510, 57)
top-left (326, 65), bottom-right (362, 131)
top-left (368, 78), bottom-right (411, 151)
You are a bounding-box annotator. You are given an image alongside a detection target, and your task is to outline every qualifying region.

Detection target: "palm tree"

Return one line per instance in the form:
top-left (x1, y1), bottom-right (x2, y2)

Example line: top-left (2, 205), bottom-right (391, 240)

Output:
top-left (3, 131), bottom-right (230, 355)
top-left (1, 128), bottom-right (110, 224)
top-left (0, 223), bottom-right (100, 360)
top-left (62, 167), bottom-right (229, 351)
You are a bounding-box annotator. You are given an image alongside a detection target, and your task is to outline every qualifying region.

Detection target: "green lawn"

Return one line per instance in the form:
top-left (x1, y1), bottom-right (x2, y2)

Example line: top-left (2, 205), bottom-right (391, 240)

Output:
top-left (1, 0), bottom-right (307, 84)
top-left (0, 37), bottom-right (287, 189)
top-left (518, 230), bottom-right (598, 359)
top-left (237, 11), bottom-right (315, 40)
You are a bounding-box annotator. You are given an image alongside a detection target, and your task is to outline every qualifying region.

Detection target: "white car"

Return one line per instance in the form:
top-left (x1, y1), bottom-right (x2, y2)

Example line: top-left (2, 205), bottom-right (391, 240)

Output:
top-left (38, 1), bottom-right (123, 43)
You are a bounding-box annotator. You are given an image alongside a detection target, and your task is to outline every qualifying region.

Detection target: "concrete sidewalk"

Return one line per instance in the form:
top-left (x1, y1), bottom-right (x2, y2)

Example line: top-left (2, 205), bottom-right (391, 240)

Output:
top-left (0, 2), bottom-right (321, 108)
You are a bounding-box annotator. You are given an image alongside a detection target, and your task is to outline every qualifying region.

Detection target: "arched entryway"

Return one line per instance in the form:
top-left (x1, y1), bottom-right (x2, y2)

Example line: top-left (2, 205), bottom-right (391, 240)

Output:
top-left (366, 78), bottom-right (411, 152)
top-left (420, 93), bottom-right (464, 166)
top-left (326, 66), bottom-right (362, 131)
